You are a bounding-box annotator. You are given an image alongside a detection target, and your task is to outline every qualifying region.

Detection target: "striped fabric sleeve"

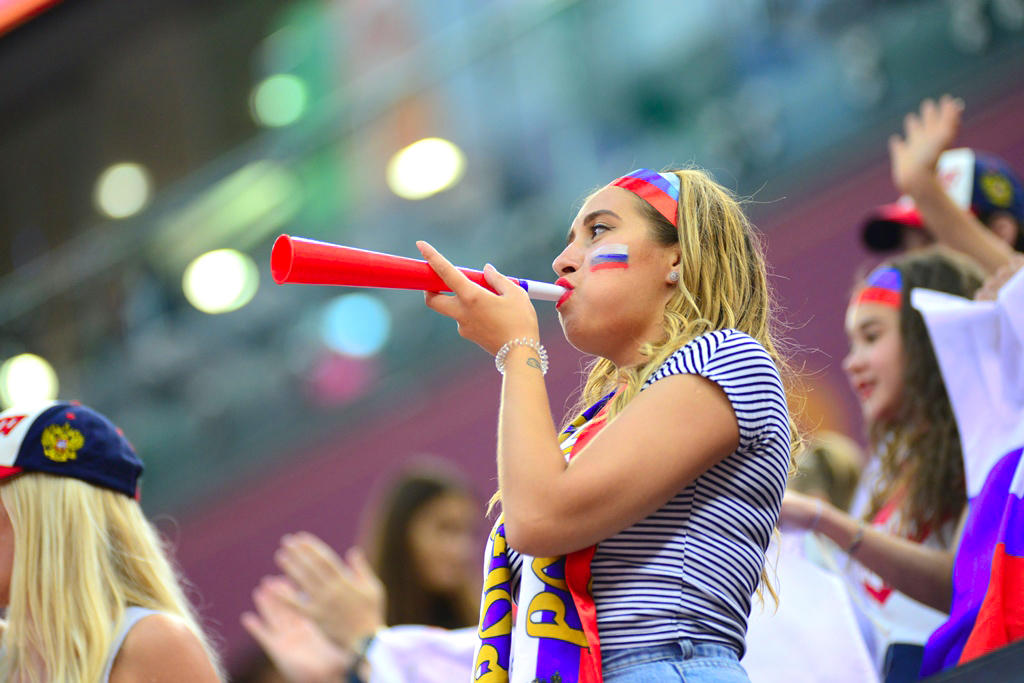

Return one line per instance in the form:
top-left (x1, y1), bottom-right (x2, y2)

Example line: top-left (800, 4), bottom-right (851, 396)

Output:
top-left (644, 329), bottom-right (789, 452)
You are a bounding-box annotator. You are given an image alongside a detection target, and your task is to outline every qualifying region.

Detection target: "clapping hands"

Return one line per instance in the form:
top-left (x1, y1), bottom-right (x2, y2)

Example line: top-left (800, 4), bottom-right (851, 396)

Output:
top-left (243, 533), bottom-right (388, 683)
top-left (241, 576), bottom-right (352, 683)
top-left (273, 532), bottom-right (386, 650)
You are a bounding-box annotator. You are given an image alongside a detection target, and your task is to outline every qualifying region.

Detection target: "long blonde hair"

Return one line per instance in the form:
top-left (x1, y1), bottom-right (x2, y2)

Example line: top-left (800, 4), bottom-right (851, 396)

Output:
top-left (566, 168), bottom-right (800, 602)
top-left (0, 473), bottom-right (222, 682)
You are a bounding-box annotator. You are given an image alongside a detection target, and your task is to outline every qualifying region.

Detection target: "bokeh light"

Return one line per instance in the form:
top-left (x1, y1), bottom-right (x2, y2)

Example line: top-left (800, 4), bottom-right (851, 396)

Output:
top-left (320, 293), bottom-right (392, 357)
top-left (306, 352), bottom-right (377, 406)
top-left (0, 353), bottom-right (59, 408)
top-left (250, 74), bottom-right (309, 127)
top-left (182, 249), bottom-right (259, 314)
top-left (94, 162), bottom-right (152, 218)
top-left (385, 137), bottom-right (466, 200)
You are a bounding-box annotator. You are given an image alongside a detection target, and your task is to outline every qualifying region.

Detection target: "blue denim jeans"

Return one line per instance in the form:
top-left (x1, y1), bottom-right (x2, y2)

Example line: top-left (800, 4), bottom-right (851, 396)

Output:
top-left (602, 639), bottom-right (750, 682)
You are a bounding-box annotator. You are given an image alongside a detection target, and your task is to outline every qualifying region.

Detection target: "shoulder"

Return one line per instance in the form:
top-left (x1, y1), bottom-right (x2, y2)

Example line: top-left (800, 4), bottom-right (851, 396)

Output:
top-left (647, 329), bottom-right (778, 385)
top-left (647, 330), bottom-right (789, 452)
top-left (109, 613), bottom-right (220, 683)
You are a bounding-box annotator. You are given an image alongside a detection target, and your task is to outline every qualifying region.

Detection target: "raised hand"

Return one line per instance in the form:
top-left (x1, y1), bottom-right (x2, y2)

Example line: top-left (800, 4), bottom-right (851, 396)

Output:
top-left (417, 240), bottom-right (540, 355)
top-left (888, 94), bottom-right (964, 196)
top-left (274, 533), bottom-right (386, 650)
top-left (241, 576), bottom-right (352, 683)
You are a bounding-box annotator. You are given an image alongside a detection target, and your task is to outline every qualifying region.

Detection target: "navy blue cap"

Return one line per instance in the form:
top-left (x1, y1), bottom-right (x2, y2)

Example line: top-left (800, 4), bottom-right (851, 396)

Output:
top-left (972, 151), bottom-right (1024, 224)
top-left (0, 402), bottom-right (143, 498)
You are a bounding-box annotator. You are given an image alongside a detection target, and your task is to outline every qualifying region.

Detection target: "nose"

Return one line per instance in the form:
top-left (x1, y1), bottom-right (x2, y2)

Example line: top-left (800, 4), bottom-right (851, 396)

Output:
top-left (842, 346), bottom-right (863, 377)
top-left (552, 242), bottom-right (581, 276)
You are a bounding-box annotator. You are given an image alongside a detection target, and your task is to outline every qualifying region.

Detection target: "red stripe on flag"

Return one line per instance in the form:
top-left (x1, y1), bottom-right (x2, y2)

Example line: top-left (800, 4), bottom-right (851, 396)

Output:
top-left (612, 176), bottom-right (678, 226)
top-left (960, 543), bottom-right (1024, 664)
top-left (565, 546), bottom-right (602, 683)
top-left (855, 286), bottom-right (902, 309)
top-left (590, 262), bottom-right (629, 271)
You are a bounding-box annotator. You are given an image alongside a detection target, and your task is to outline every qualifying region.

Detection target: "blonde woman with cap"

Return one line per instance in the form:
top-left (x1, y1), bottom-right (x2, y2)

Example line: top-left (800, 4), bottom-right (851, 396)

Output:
top-left (0, 401), bottom-right (222, 682)
top-left (418, 168), bottom-right (798, 682)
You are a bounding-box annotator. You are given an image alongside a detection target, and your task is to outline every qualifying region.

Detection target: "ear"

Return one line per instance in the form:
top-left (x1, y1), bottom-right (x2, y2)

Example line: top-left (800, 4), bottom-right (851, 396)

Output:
top-left (988, 213), bottom-right (1019, 247)
top-left (666, 245), bottom-right (682, 269)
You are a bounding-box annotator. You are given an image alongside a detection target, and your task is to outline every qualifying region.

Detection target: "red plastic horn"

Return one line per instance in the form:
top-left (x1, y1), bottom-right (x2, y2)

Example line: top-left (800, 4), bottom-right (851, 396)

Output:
top-left (271, 234), bottom-right (490, 291)
top-left (270, 235), bottom-right (566, 302)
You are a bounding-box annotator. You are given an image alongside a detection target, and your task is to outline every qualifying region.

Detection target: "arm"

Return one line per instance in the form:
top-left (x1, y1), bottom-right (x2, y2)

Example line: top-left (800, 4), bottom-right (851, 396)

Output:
top-left (781, 491), bottom-right (958, 612)
top-left (889, 95), bottom-right (1015, 274)
top-left (975, 254), bottom-right (1024, 301)
top-left (109, 613), bottom-right (221, 683)
top-left (417, 242), bottom-right (739, 557)
top-left (498, 353), bottom-right (738, 556)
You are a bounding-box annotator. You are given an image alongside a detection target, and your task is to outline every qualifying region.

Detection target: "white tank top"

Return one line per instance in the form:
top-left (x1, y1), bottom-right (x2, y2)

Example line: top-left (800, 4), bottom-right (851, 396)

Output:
top-left (102, 606), bottom-right (162, 682)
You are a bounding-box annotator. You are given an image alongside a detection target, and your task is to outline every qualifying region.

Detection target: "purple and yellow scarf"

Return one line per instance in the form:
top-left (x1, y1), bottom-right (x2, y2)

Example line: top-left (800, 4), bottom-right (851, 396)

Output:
top-left (474, 392), bottom-right (614, 683)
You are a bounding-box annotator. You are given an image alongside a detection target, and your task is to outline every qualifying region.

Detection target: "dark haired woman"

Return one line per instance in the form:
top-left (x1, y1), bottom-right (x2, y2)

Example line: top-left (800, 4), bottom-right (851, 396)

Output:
top-left (782, 246), bottom-right (985, 669)
top-left (369, 468), bottom-right (480, 629)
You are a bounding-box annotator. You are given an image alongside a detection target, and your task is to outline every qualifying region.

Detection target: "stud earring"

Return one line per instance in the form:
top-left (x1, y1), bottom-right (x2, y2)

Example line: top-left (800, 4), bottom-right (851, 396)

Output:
top-left (668, 271), bottom-right (679, 283)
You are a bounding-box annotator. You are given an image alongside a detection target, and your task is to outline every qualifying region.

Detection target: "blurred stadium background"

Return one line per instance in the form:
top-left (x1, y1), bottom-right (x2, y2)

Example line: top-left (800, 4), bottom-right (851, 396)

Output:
top-left (1, 0), bottom-right (1023, 674)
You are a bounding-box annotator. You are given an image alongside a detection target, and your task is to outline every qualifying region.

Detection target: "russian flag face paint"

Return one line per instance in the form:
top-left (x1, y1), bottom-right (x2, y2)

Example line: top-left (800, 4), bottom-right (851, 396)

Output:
top-left (589, 243), bottom-right (629, 271)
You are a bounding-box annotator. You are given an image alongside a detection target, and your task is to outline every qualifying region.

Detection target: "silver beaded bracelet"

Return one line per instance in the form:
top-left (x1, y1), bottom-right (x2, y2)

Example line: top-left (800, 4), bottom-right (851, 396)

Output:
top-left (494, 337), bottom-right (549, 375)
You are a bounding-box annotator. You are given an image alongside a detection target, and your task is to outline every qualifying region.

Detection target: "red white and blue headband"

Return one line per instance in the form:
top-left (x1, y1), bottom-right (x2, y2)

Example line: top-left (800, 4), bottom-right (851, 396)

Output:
top-left (611, 169), bottom-right (681, 227)
top-left (853, 265), bottom-right (902, 309)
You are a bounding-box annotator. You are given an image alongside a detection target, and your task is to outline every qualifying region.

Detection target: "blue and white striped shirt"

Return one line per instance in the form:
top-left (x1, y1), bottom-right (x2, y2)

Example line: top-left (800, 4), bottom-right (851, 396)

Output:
top-left (507, 331), bottom-right (786, 655)
top-left (592, 328), bottom-right (790, 655)
top-left (506, 329), bottom-right (790, 657)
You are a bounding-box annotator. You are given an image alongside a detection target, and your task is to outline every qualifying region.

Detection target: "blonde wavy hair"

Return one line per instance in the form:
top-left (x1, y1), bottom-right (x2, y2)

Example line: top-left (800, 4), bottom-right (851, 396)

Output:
top-left (0, 473), bottom-right (222, 683)
top-left (565, 167), bottom-right (800, 602)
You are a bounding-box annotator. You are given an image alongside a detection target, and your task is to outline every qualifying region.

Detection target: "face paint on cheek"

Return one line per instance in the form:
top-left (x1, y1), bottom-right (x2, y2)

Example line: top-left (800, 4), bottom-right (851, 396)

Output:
top-left (589, 244), bottom-right (629, 271)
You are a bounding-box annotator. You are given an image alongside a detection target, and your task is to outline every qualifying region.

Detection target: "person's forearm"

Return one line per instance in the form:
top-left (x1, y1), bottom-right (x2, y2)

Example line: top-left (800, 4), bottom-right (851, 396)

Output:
top-left (906, 173), bottom-right (1014, 275)
top-left (817, 505), bottom-right (954, 612)
top-left (496, 344), bottom-right (570, 551)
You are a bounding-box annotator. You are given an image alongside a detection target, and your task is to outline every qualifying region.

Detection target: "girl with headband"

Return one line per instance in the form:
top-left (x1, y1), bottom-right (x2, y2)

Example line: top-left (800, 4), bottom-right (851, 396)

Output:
top-left (780, 247), bottom-right (985, 673)
top-left (418, 168), bottom-right (798, 682)
top-left (0, 401), bottom-right (222, 682)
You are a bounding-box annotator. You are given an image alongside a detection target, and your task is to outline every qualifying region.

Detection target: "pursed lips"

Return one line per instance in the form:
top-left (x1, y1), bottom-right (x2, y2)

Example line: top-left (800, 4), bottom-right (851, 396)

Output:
top-left (555, 278), bottom-right (574, 308)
